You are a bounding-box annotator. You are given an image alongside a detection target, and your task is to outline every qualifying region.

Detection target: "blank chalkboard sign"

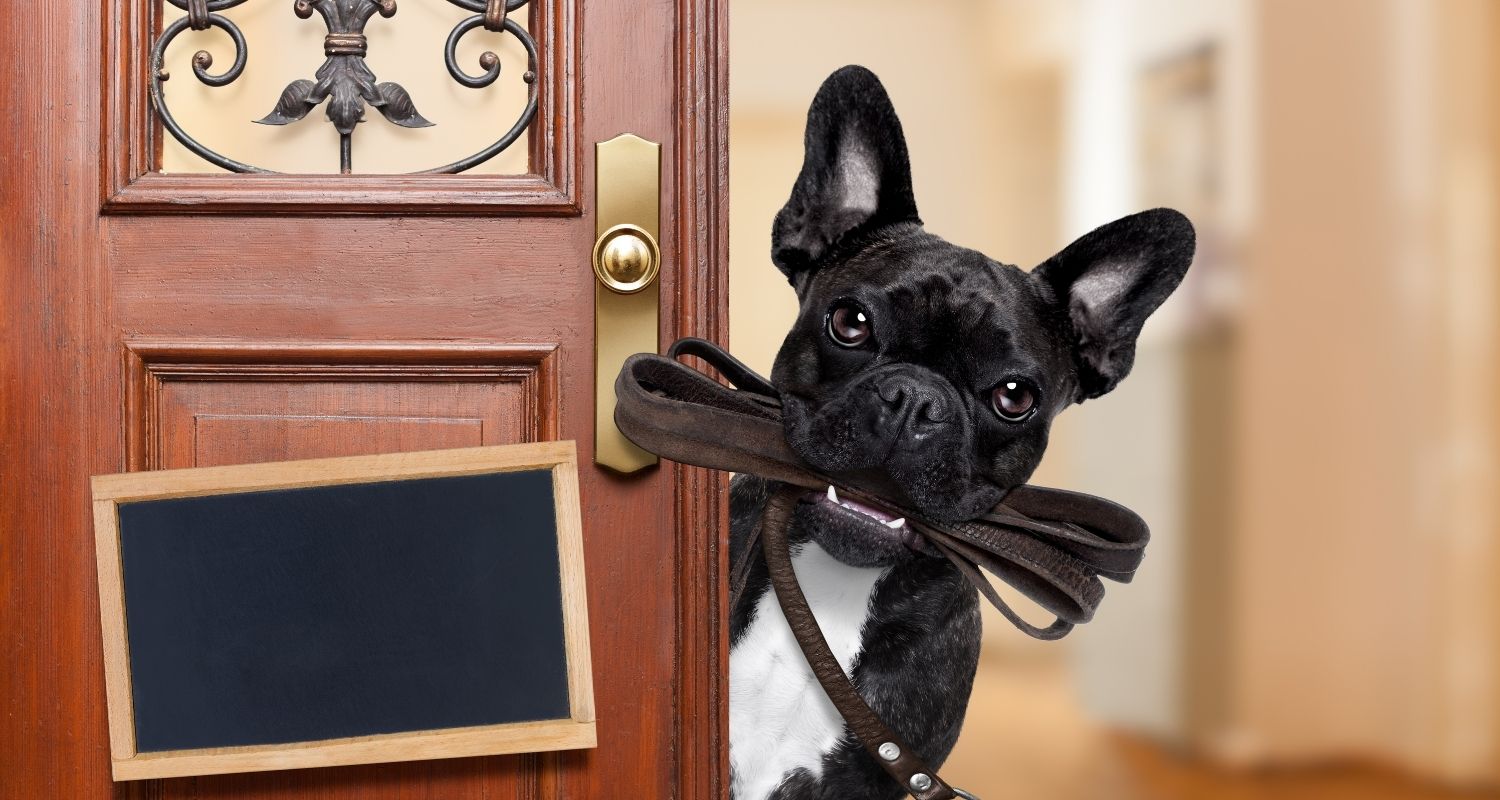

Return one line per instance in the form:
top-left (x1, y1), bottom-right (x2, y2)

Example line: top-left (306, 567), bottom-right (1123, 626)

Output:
top-left (91, 442), bottom-right (594, 781)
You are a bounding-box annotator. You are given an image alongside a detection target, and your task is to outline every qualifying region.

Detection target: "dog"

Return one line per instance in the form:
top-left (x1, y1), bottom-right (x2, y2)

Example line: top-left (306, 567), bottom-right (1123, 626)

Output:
top-left (726, 66), bottom-right (1195, 800)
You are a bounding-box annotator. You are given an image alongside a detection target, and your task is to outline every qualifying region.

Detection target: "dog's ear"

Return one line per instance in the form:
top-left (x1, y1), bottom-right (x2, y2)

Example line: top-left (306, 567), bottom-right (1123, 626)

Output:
top-left (771, 66), bottom-right (920, 286)
top-left (1033, 208), bottom-right (1196, 401)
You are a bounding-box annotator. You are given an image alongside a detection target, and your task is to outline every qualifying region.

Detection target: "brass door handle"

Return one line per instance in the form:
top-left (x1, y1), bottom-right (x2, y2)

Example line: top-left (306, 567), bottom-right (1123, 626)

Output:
top-left (593, 224), bottom-right (660, 295)
top-left (593, 135), bottom-right (661, 473)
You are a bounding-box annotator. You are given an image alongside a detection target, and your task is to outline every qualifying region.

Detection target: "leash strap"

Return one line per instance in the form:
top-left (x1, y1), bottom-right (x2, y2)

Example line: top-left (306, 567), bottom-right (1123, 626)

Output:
top-left (615, 338), bottom-right (1151, 798)
top-left (759, 484), bottom-right (961, 800)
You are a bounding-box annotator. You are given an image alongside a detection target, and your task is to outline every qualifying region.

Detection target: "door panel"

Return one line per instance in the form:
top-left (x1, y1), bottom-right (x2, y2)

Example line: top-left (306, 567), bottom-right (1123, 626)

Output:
top-left (0, 0), bottom-right (728, 798)
top-left (190, 414), bottom-right (486, 464)
top-left (125, 341), bottom-right (557, 469)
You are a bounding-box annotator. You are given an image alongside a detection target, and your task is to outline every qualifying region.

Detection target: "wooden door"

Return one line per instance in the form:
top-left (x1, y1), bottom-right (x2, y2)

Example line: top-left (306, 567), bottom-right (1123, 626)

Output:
top-left (0, 1), bottom-right (727, 798)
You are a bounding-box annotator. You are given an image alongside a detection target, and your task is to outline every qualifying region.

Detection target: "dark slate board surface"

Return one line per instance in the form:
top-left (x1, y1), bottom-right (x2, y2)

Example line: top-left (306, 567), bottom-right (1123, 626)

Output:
top-left (117, 469), bottom-right (570, 753)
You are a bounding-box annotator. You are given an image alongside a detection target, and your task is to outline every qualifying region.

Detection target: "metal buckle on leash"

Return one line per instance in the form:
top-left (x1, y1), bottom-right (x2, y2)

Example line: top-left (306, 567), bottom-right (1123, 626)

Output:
top-left (953, 789), bottom-right (980, 800)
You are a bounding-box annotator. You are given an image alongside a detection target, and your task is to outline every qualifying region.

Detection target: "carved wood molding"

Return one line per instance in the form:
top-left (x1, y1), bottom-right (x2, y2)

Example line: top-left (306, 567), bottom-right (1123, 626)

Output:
top-left (100, 0), bottom-right (578, 214)
top-left (123, 339), bottom-right (560, 471)
top-left (669, 0), bottom-right (730, 795)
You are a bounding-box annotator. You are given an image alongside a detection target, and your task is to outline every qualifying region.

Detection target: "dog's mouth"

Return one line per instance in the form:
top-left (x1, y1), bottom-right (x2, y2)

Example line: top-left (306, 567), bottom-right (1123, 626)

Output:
top-left (780, 390), bottom-right (1006, 524)
top-left (802, 485), bottom-right (927, 553)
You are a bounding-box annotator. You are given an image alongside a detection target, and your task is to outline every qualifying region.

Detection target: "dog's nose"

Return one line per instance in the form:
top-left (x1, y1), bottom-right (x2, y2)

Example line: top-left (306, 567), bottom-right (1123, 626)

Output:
top-left (877, 378), bottom-right (952, 432)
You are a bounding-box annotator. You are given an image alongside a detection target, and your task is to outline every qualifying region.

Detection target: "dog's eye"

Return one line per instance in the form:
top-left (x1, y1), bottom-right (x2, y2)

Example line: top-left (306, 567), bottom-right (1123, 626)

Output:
top-left (990, 379), bottom-right (1038, 422)
top-left (826, 301), bottom-right (872, 347)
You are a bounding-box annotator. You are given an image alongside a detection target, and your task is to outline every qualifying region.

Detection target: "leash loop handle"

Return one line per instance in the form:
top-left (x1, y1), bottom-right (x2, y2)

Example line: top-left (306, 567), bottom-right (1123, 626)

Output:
top-left (667, 336), bottom-right (780, 399)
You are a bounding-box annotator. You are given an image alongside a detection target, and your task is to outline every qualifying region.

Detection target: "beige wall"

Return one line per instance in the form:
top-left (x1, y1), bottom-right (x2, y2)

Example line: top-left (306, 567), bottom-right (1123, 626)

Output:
top-left (1434, 2), bottom-right (1500, 780)
top-left (1235, 0), bottom-right (1428, 762)
top-left (1233, 0), bottom-right (1499, 782)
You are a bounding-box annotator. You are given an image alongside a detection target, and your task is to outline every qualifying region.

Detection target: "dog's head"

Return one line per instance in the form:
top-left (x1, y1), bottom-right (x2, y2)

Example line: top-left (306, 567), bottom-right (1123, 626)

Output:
top-left (771, 66), bottom-right (1195, 566)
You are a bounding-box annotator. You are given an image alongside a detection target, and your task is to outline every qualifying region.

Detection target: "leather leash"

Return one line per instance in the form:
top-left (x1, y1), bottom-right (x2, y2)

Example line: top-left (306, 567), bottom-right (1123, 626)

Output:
top-left (615, 338), bottom-right (1149, 799)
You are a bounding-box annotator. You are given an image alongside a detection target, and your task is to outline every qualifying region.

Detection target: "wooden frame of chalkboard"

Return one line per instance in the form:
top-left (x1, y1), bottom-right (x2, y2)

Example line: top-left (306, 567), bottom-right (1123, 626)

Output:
top-left (91, 441), bottom-right (595, 781)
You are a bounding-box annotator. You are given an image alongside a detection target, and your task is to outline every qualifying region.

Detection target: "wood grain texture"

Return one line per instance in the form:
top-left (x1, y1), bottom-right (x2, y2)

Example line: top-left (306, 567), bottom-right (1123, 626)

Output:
top-left (0, 2), bottom-right (119, 799)
top-left (1, 0), bottom-right (727, 796)
top-left (101, 0), bottom-right (578, 214)
top-left (551, 459), bottom-right (596, 727)
top-left (124, 339), bottom-right (559, 470)
top-left (189, 416), bottom-right (486, 466)
top-left (670, 0), bottom-right (732, 795)
top-left (93, 500), bottom-right (138, 764)
top-left (114, 720), bottom-right (597, 782)
top-left (93, 443), bottom-right (595, 781)
top-left (93, 440), bottom-right (578, 501)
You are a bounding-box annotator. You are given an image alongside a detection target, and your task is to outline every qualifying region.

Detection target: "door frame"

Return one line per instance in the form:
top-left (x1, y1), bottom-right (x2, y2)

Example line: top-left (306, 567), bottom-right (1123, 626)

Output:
top-left (666, 0), bottom-right (730, 796)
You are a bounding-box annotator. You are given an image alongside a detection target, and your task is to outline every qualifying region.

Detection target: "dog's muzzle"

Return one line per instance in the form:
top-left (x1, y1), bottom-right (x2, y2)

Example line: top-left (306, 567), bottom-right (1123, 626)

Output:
top-left (778, 364), bottom-right (1002, 521)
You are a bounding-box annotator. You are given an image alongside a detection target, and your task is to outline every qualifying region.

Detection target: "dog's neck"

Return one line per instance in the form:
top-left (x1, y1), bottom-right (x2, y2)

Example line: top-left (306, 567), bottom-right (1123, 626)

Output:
top-left (729, 538), bottom-right (888, 800)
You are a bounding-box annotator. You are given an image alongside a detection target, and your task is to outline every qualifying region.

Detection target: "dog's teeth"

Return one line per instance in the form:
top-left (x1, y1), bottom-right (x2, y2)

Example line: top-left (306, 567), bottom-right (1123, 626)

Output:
top-left (826, 485), bottom-right (838, 504)
top-left (885, 518), bottom-right (906, 530)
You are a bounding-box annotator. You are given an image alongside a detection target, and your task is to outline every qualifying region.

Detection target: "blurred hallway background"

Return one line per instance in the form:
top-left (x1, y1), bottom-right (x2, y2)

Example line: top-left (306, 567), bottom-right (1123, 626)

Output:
top-left (729, 1), bottom-right (1500, 797)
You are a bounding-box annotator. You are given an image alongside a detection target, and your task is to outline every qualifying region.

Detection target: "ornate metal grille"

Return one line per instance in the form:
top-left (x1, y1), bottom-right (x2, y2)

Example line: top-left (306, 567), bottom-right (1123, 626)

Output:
top-left (153, 0), bottom-right (537, 174)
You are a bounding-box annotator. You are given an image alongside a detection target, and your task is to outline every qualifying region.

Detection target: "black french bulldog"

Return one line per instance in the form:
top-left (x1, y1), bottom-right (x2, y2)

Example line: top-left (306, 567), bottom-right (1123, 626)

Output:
top-left (727, 66), bottom-right (1195, 800)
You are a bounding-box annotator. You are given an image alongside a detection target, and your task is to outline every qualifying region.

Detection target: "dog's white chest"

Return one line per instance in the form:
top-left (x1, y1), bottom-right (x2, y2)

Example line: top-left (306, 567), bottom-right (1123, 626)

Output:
top-left (729, 541), bottom-right (887, 800)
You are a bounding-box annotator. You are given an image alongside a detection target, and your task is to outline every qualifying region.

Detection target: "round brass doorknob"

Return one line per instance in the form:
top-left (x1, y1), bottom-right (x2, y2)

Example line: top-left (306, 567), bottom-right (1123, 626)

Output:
top-left (592, 223), bottom-right (660, 294)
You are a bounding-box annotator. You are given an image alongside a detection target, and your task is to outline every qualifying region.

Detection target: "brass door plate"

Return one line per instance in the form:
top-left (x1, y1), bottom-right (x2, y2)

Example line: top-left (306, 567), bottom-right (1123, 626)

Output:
top-left (594, 134), bottom-right (661, 473)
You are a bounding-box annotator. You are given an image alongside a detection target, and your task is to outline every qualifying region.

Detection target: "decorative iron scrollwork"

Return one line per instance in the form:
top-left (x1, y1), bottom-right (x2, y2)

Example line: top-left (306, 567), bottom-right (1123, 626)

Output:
top-left (150, 0), bottom-right (537, 174)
